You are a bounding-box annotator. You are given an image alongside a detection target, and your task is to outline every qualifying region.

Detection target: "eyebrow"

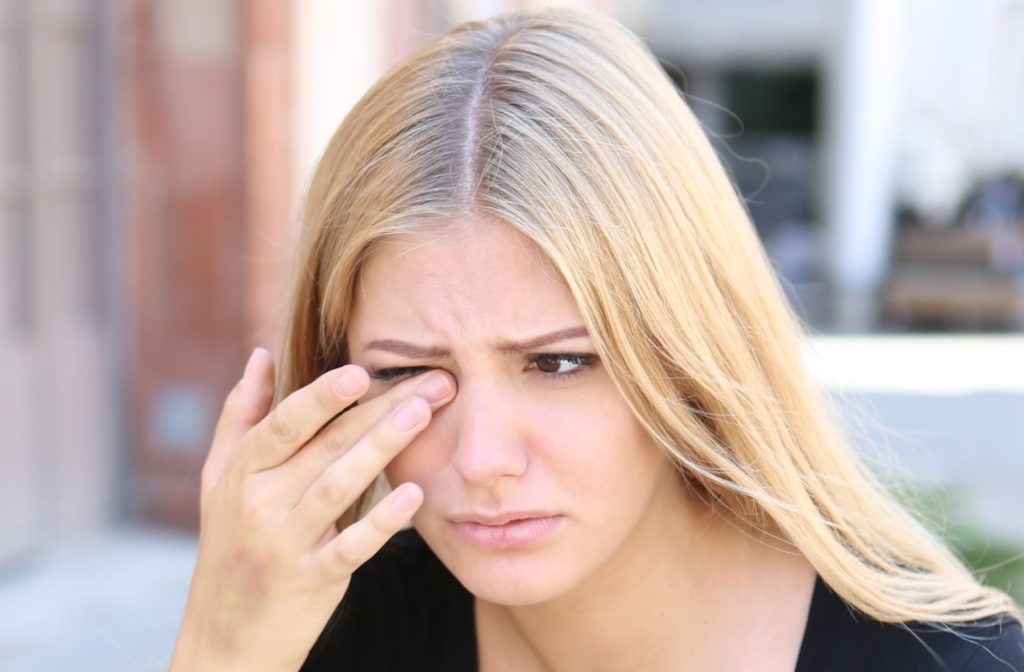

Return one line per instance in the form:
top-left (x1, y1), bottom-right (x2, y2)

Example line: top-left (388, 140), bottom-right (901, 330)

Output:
top-left (364, 326), bottom-right (591, 359)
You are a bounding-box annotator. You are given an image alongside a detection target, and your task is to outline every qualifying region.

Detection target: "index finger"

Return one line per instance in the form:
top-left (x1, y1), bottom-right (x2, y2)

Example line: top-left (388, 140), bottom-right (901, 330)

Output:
top-left (240, 364), bottom-right (370, 473)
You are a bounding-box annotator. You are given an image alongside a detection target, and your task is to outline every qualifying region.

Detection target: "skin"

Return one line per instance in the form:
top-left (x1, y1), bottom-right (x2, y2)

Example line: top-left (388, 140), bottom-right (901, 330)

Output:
top-left (170, 348), bottom-right (458, 671)
top-left (346, 219), bottom-right (819, 671)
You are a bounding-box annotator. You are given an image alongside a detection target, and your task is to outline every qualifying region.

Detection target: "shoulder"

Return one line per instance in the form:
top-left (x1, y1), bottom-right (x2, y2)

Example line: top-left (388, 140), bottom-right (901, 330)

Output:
top-left (958, 620), bottom-right (1024, 671)
top-left (300, 527), bottom-right (476, 671)
top-left (798, 577), bottom-right (1024, 671)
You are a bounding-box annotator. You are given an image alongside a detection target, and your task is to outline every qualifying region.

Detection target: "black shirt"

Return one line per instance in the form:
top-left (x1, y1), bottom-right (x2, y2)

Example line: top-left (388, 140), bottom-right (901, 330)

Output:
top-left (300, 528), bottom-right (1024, 671)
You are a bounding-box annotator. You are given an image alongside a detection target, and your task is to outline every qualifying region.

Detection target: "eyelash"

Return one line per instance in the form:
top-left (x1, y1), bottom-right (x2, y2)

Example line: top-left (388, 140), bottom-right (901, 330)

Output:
top-left (369, 354), bottom-right (597, 383)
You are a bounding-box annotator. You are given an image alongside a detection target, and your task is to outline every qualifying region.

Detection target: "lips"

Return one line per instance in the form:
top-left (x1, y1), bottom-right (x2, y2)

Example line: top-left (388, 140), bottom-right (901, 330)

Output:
top-left (449, 510), bottom-right (557, 526)
top-left (448, 512), bottom-right (563, 548)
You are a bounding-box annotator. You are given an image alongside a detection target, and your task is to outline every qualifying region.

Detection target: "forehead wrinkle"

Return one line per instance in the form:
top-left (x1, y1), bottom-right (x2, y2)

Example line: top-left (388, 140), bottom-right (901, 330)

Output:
top-left (365, 325), bottom-right (591, 361)
top-left (351, 221), bottom-right (579, 356)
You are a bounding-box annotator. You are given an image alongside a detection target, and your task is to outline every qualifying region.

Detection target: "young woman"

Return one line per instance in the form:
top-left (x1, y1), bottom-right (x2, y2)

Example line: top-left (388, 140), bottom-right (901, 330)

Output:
top-left (171, 8), bottom-right (1024, 671)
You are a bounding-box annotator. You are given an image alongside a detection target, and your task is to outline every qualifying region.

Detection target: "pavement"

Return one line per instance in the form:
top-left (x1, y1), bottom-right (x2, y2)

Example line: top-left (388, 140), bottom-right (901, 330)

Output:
top-left (0, 524), bottom-right (197, 672)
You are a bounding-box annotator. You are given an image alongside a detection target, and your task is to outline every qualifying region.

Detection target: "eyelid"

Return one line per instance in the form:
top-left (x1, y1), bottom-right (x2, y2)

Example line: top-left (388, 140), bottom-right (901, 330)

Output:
top-left (369, 353), bottom-right (599, 383)
top-left (527, 352), bottom-right (595, 361)
top-left (368, 365), bottom-right (432, 382)
top-left (527, 353), bottom-right (596, 375)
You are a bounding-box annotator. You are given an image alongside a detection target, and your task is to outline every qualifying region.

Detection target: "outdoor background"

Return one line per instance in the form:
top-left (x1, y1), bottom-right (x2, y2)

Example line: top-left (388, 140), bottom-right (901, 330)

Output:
top-left (1, 0), bottom-right (1023, 669)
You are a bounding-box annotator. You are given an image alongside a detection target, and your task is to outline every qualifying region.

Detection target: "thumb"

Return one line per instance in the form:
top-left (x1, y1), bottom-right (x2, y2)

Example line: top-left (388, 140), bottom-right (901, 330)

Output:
top-left (203, 347), bottom-right (276, 491)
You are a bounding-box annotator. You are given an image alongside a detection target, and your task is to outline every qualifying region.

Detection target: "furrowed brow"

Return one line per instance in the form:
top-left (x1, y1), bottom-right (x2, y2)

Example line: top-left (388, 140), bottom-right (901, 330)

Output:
top-left (494, 326), bottom-right (591, 355)
top-left (364, 340), bottom-right (450, 359)
top-left (364, 326), bottom-right (591, 360)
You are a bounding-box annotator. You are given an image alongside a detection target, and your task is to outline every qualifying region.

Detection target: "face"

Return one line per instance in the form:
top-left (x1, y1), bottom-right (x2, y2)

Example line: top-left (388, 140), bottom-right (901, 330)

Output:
top-left (346, 220), bottom-right (692, 607)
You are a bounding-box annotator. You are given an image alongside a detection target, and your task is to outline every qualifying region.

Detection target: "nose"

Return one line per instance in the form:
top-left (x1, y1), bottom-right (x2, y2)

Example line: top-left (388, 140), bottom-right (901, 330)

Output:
top-left (449, 383), bottom-right (529, 488)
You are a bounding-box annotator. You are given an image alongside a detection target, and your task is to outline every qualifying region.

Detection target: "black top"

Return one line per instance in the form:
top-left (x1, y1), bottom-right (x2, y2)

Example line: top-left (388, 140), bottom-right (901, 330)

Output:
top-left (300, 528), bottom-right (1024, 671)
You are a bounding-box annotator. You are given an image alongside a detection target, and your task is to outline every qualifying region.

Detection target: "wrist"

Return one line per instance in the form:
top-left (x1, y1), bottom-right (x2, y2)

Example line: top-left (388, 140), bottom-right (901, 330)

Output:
top-left (168, 619), bottom-right (300, 672)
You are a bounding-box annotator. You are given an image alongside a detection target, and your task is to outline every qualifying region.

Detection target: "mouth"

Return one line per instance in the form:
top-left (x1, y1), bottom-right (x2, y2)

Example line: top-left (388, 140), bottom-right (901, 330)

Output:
top-left (448, 514), bottom-right (563, 548)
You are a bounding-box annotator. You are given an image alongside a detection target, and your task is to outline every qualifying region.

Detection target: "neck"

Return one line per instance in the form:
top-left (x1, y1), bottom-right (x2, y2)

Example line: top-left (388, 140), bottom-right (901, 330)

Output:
top-left (475, 482), bottom-right (817, 672)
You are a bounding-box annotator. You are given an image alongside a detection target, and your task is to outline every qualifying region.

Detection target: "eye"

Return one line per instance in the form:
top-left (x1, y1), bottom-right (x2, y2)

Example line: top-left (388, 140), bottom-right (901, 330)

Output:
top-left (369, 366), bottom-right (431, 382)
top-left (528, 354), bottom-right (596, 379)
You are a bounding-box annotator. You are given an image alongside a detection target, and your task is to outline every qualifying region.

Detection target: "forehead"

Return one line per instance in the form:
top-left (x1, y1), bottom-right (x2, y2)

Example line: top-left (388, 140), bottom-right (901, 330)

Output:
top-left (347, 221), bottom-right (583, 342)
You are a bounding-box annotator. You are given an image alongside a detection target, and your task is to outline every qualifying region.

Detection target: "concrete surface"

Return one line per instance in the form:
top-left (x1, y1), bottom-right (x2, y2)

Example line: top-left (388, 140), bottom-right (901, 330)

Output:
top-left (0, 525), bottom-right (197, 671)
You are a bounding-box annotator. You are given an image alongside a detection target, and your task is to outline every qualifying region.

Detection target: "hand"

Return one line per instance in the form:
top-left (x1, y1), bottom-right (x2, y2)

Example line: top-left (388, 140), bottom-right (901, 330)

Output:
top-left (169, 347), bottom-right (455, 672)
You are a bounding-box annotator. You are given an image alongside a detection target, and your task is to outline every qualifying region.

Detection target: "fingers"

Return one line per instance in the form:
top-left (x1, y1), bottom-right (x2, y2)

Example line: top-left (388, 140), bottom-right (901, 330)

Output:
top-left (307, 371), bottom-right (455, 468)
top-left (289, 394), bottom-right (436, 543)
top-left (233, 348), bottom-right (277, 438)
top-left (246, 368), bottom-right (457, 517)
top-left (203, 348), bottom-right (276, 493)
top-left (240, 363), bottom-right (371, 473)
top-left (314, 483), bottom-right (423, 579)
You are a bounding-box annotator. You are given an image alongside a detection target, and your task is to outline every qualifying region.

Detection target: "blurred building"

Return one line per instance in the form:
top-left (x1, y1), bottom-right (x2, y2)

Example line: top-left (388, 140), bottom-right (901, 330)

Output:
top-left (1, 0), bottom-right (1022, 569)
top-left (630, 0), bottom-right (1024, 332)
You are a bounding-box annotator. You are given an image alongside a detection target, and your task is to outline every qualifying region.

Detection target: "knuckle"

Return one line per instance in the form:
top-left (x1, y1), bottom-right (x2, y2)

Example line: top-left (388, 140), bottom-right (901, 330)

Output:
top-left (330, 536), bottom-right (362, 571)
top-left (265, 405), bottom-right (299, 443)
top-left (370, 419), bottom-right (403, 455)
top-left (314, 472), bottom-right (349, 506)
top-left (239, 492), bottom-right (278, 531)
top-left (374, 382), bottom-right (415, 413)
top-left (367, 505), bottom-right (395, 537)
top-left (384, 391), bottom-right (409, 414)
top-left (312, 376), bottom-right (341, 412)
top-left (347, 382), bottom-right (412, 425)
top-left (319, 421), bottom-right (356, 461)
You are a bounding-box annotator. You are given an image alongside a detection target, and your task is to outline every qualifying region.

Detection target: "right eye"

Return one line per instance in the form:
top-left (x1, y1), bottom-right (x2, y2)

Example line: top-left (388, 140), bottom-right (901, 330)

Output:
top-left (369, 366), bottom-right (431, 382)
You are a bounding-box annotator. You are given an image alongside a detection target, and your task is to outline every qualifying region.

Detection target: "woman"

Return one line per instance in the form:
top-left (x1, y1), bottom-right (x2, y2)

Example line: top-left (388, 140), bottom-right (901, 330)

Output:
top-left (171, 8), bottom-right (1024, 671)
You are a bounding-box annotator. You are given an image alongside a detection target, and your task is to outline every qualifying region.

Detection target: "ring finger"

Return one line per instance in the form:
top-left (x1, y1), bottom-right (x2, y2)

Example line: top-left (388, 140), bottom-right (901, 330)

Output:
top-left (288, 394), bottom-right (434, 546)
top-left (265, 370), bottom-right (454, 507)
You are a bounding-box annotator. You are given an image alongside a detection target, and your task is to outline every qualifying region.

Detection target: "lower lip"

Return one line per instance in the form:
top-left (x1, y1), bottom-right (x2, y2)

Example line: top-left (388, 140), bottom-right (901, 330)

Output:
top-left (451, 516), bottom-right (563, 548)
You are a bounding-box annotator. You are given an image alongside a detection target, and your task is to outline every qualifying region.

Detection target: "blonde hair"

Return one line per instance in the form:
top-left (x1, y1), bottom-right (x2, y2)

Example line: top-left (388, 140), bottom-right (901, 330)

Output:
top-left (279, 8), bottom-right (1022, 627)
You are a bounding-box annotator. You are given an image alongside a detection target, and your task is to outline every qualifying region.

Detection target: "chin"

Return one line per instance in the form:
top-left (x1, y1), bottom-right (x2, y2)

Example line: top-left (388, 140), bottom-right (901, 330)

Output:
top-left (448, 548), bottom-right (580, 606)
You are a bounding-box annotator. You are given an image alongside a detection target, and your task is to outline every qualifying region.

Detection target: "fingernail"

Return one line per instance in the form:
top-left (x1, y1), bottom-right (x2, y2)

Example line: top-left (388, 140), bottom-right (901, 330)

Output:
top-left (393, 485), bottom-right (422, 513)
top-left (334, 368), bottom-right (366, 397)
top-left (416, 372), bottom-right (452, 405)
top-left (393, 397), bottom-right (427, 432)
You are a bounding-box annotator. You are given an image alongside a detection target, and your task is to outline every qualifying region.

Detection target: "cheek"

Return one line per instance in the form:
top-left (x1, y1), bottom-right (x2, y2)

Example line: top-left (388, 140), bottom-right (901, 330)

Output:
top-left (524, 387), bottom-right (665, 503)
top-left (555, 403), bottom-right (663, 494)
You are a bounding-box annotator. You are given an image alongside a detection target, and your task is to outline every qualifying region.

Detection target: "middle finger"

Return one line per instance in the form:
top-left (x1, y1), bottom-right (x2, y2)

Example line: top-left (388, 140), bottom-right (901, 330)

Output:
top-left (266, 369), bottom-right (456, 505)
top-left (288, 393), bottom-right (436, 545)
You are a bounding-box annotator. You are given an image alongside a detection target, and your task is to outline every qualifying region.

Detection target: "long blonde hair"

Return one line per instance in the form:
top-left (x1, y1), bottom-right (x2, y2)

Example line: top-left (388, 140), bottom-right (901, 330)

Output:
top-left (279, 7), bottom-right (1021, 627)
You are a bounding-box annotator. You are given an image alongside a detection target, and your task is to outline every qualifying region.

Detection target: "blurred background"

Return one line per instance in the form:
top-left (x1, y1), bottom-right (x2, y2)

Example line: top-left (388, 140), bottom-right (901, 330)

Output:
top-left (1, 0), bottom-right (1022, 669)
